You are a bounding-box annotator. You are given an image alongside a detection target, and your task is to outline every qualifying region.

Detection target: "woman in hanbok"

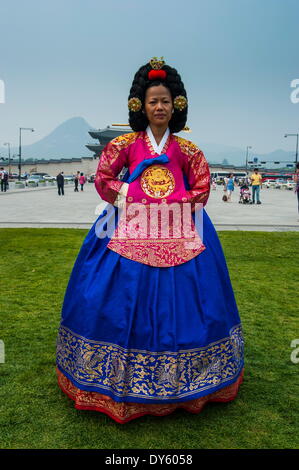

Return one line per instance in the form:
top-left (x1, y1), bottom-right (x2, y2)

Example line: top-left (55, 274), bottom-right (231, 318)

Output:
top-left (56, 57), bottom-right (244, 423)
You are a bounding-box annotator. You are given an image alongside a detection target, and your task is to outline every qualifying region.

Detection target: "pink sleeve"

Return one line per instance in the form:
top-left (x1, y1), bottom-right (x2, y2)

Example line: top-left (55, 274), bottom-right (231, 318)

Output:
top-left (94, 140), bottom-right (127, 204)
top-left (182, 148), bottom-right (211, 208)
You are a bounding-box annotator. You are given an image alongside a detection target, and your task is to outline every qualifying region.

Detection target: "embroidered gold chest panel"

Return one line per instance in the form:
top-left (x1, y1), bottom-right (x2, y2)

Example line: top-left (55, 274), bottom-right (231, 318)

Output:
top-left (140, 165), bottom-right (175, 199)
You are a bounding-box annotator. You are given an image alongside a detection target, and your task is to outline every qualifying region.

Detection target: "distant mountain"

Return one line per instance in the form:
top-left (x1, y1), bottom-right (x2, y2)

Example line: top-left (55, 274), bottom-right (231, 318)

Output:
top-left (11, 117), bottom-right (95, 159)
top-left (8, 116), bottom-right (296, 167)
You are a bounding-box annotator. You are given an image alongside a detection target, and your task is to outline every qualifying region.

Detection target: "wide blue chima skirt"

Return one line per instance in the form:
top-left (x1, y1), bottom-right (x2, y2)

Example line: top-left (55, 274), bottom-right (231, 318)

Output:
top-left (56, 202), bottom-right (244, 405)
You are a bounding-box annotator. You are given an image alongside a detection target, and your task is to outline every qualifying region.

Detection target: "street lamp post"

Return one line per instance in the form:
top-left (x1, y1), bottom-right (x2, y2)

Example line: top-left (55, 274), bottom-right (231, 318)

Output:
top-left (245, 146), bottom-right (252, 172)
top-left (19, 127), bottom-right (34, 180)
top-left (284, 133), bottom-right (298, 167)
top-left (3, 142), bottom-right (11, 175)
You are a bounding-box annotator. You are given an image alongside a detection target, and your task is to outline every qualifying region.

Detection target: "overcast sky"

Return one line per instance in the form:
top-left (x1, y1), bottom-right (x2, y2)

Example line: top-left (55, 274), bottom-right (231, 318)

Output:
top-left (0, 0), bottom-right (298, 155)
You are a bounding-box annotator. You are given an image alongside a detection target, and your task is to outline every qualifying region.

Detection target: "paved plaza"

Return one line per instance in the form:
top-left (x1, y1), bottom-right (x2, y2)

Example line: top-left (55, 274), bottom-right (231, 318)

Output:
top-left (0, 182), bottom-right (298, 231)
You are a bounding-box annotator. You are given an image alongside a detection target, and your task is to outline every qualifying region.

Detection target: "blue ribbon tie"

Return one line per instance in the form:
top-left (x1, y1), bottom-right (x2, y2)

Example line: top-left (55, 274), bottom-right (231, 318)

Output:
top-left (127, 154), bottom-right (169, 183)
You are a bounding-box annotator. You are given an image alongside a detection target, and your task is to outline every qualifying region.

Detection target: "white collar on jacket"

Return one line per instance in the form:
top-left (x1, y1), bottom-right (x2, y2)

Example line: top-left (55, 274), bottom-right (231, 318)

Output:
top-left (146, 126), bottom-right (170, 155)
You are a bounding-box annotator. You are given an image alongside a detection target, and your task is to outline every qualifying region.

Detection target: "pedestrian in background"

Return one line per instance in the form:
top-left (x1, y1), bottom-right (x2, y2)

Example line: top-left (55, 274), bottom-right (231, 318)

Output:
top-left (79, 172), bottom-right (86, 191)
top-left (250, 168), bottom-right (262, 204)
top-left (56, 171), bottom-right (64, 196)
top-left (74, 171), bottom-right (80, 192)
top-left (226, 173), bottom-right (237, 202)
top-left (0, 167), bottom-right (8, 192)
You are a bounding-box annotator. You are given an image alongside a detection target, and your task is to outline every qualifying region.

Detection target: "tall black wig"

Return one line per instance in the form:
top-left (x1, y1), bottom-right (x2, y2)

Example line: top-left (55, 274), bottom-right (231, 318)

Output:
top-left (128, 62), bottom-right (188, 133)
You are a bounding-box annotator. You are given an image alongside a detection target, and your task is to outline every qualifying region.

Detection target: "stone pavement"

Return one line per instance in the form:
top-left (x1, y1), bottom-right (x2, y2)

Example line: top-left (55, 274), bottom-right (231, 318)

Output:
top-left (0, 182), bottom-right (298, 231)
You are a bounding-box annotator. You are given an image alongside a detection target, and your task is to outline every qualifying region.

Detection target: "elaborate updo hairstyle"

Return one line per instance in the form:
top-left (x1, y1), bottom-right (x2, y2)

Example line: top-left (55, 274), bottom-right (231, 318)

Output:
top-left (128, 58), bottom-right (188, 133)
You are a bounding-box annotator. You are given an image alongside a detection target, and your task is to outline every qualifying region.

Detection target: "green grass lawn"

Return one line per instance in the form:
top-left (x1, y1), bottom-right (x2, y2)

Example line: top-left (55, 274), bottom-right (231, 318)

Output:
top-left (0, 228), bottom-right (298, 449)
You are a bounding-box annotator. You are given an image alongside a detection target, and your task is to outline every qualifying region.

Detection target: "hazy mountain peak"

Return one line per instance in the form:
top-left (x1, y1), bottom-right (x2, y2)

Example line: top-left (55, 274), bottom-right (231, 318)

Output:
top-left (46, 116), bottom-right (94, 137)
top-left (12, 117), bottom-right (95, 159)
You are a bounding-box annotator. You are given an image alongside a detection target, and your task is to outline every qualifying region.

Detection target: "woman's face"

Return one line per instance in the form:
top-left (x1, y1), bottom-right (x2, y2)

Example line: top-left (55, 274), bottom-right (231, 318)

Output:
top-left (144, 85), bottom-right (173, 128)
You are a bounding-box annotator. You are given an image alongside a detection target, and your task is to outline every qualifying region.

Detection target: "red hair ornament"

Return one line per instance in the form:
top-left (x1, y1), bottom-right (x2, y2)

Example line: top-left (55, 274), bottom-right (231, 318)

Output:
top-left (148, 69), bottom-right (167, 80)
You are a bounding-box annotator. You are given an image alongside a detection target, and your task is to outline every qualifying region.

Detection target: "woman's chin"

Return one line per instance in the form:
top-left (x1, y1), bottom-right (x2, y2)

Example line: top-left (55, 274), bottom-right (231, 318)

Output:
top-left (150, 119), bottom-right (169, 127)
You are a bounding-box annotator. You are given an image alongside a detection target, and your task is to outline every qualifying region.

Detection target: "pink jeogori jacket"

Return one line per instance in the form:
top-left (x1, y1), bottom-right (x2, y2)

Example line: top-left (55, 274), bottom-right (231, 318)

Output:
top-left (95, 131), bottom-right (211, 267)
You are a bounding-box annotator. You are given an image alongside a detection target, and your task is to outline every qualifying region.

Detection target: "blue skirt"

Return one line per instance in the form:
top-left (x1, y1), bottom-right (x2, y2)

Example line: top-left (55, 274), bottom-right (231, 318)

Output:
top-left (56, 207), bottom-right (244, 405)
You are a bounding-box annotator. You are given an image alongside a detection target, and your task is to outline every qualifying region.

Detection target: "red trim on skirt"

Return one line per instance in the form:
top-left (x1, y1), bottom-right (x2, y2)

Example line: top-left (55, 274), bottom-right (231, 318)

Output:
top-left (56, 368), bottom-right (244, 424)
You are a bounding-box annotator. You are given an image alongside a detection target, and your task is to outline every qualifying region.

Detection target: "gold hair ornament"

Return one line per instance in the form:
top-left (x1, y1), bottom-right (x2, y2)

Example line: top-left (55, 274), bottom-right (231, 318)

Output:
top-left (128, 97), bottom-right (142, 112)
top-left (149, 57), bottom-right (165, 70)
top-left (173, 95), bottom-right (188, 111)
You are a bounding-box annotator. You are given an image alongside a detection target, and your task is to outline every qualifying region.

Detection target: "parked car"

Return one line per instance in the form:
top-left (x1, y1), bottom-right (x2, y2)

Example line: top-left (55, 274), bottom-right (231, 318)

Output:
top-left (26, 175), bottom-right (44, 186)
top-left (275, 179), bottom-right (285, 189)
top-left (64, 175), bottom-right (74, 182)
top-left (88, 173), bottom-right (96, 183)
top-left (262, 179), bottom-right (276, 188)
top-left (42, 174), bottom-right (55, 180)
top-left (284, 180), bottom-right (296, 190)
top-left (31, 172), bottom-right (51, 178)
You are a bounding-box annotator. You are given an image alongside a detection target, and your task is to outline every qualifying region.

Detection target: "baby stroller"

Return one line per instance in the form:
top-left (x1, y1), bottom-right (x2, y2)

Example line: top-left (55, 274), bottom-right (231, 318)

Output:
top-left (239, 184), bottom-right (252, 204)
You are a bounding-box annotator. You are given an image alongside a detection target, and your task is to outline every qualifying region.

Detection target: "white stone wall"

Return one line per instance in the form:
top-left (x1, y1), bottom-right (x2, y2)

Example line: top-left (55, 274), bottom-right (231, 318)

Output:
top-left (2, 159), bottom-right (250, 177)
top-left (4, 158), bottom-right (98, 176)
